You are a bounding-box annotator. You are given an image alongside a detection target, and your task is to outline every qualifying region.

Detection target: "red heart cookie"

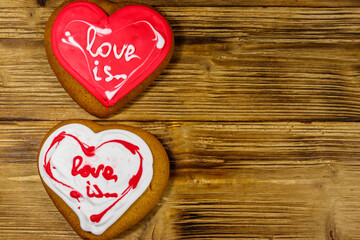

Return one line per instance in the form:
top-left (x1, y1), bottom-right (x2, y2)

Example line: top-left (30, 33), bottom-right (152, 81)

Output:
top-left (38, 120), bottom-right (169, 239)
top-left (45, 0), bottom-right (173, 117)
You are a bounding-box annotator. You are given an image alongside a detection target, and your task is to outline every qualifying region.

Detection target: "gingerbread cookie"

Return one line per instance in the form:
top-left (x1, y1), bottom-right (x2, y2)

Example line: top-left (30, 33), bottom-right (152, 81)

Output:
top-left (37, 120), bottom-right (169, 239)
top-left (44, 0), bottom-right (174, 118)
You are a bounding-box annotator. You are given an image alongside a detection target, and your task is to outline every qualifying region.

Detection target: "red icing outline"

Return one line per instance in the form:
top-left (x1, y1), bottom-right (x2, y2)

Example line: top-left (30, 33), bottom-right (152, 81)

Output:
top-left (51, 1), bottom-right (172, 107)
top-left (43, 130), bottom-right (144, 223)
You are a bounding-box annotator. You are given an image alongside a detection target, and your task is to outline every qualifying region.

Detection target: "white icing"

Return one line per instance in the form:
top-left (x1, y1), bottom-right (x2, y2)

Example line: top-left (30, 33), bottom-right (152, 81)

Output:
top-left (105, 80), bottom-right (127, 100)
top-left (86, 26), bottom-right (140, 60)
top-left (62, 31), bottom-right (92, 77)
top-left (93, 60), bottom-right (102, 81)
top-left (38, 124), bottom-right (153, 235)
top-left (140, 20), bottom-right (165, 49)
top-left (124, 44), bottom-right (140, 61)
top-left (104, 65), bottom-right (127, 82)
top-left (113, 44), bottom-right (127, 59)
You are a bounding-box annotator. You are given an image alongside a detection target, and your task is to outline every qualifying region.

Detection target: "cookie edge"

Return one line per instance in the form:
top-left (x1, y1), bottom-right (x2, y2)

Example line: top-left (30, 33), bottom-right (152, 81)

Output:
top-left (37, 119), bottom-right (170, 240)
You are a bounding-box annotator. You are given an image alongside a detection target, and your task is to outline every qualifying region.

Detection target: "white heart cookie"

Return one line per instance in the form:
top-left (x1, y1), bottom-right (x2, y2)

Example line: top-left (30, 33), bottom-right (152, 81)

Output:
top-left (38, 123), bottom-right (153, 235)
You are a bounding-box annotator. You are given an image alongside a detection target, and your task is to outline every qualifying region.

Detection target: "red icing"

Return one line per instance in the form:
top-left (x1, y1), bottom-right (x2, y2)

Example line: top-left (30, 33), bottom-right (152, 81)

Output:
top-left (70, 190), bottom-right (83, 202)
top-left (128, 152), bottom-right (143, 189)
top-left (102, 166), bottom-right (117, 182)
top-left (98, 139), bottom-right (139, 155)
top-left (63, 133), bottom-right (95, 157)
top-left (44, 131), bottom-right (73, 189)
top-left (72, 155), bottom-right (118, 181)
top-left (43, 130), bottom-right (144, 224)
top-left (51, 1), bottom-right (172, 107)
top-left (90, 188), bottom-right (129, 223)
top-left (86, 181), bottom-right (118, 198)
top-left (90, 149), bottom-right (143, 223)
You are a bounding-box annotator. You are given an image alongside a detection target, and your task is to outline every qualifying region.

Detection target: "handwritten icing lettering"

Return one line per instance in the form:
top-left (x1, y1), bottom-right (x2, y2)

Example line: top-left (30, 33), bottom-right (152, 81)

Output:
top-left (104, 65), bottom-right (127, 82)
top-left (83, 26), bottom-right (140, 83)
top-left (124, 45), bottom-right (140, 61)
top-left (58, 15), bottom-right (169, 105)
top-left (86, 26), bottom-right (112, 58)
top-left (93, 60), bottom-right (102, 81)
top-left (72, 155), bottom-right (118, 182)
top-left (62, 27), bottom-right (141, 85)
top-left (86, 26), bottom-right (140, 61)
top-left (87, 181), bottom-right (118, 198)
top-left (113, 44), bottom-right (127, 59)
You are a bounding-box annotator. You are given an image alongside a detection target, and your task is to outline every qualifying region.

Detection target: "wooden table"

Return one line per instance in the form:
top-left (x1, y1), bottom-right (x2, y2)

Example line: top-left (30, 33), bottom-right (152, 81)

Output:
top-left (1, 0), bottom-right (360, 239)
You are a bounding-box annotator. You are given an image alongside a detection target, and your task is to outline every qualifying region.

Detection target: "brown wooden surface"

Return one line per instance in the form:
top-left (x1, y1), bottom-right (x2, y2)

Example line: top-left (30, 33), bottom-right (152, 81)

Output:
top-left (1, 0), bottom-right (360, 239)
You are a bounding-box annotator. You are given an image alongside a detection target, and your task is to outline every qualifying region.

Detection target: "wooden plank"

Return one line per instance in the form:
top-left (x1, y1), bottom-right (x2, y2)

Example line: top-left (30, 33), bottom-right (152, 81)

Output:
top-left (1, 1), bottom-right (359, 240)
top-left (4, 0), bottom-right (360, 8)
top-left (1, 7), bottom-right (360, 121)
top-left (1, 121), bottom-right (360, 239)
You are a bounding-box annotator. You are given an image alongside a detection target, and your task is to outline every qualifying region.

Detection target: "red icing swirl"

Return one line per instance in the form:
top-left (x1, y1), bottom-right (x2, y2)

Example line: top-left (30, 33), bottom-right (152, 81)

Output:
top-left (43, 130), bottom-right (144, 223)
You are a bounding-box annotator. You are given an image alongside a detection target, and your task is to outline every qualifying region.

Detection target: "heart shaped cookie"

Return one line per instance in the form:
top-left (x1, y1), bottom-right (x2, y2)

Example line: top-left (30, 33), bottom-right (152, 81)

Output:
top-left (38, 120), bottom-right (169, 239)
top-left (44, 0), bottom-right (174, 117)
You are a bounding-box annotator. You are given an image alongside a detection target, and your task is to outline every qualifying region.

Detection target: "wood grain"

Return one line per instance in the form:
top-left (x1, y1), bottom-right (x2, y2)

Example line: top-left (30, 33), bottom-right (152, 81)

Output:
top-left (4, 0), bottom-right (360, 8)
top-left (1, 6), bottom-right (360, 121)
top-left (2, 121), bottom-right (360, 239)
top-left (0, 0), bottom-right (360, 239)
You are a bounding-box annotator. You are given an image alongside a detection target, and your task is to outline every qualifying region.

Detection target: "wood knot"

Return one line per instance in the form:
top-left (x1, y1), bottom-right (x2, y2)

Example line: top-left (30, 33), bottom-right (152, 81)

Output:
top-left (37, 0), bottom-right (46, 7)
top-left (329, 229), bottom-right (336, 240)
